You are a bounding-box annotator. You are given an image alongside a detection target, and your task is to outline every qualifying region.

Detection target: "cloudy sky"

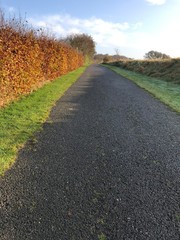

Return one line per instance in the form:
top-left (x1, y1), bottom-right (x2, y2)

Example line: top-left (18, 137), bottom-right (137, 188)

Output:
top-left (1, 0), bottom-right (180, 59)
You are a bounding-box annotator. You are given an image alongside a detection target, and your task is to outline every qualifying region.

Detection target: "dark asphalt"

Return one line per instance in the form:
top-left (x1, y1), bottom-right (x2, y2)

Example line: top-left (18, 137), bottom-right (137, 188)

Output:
top-left (0, 64), bottom-right (180, 240)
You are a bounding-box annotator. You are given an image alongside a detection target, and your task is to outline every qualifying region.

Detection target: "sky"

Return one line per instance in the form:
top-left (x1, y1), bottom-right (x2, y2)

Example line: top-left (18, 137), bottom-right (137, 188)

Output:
top-left (0, 0), bottom-right (180, 59)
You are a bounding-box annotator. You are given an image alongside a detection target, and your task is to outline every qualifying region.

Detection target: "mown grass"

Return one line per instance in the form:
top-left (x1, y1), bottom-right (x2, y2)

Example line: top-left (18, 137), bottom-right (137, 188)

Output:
top-left (103, 64), bottom-right (180, 113)
top-left (108, 58), bottom-right (180, 84)
top-left (0, 66), bottom-right (88, 175)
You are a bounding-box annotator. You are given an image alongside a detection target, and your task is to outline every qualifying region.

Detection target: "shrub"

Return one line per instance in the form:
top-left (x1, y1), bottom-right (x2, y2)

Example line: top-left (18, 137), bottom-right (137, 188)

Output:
top-left (106, 58), bottom-right (180, 84)
top-left (103, 55), bottom-right (111, 63)
top-left (0, 10), bottom-right (84, 107)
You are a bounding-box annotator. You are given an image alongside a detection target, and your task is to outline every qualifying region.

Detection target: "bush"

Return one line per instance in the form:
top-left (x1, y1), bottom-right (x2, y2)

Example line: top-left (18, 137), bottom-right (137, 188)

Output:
top-left (106, 58), bottom-right (180, 84)
top-left (0, 10), bottom-right (84, 107)
top-left (103, 55), bottom-right (111, 63)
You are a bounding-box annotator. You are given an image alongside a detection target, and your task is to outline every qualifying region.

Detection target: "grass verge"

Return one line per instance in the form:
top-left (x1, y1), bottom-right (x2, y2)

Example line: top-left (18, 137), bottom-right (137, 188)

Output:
top-left (0, 65), bottom-right (88, 175)
top-left (103, 64), bottom-right (180, 113)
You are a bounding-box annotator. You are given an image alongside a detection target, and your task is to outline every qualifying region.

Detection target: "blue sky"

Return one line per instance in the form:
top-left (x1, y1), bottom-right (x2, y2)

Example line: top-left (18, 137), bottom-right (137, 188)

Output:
top-left (1, 0), bottom-right (180, 59)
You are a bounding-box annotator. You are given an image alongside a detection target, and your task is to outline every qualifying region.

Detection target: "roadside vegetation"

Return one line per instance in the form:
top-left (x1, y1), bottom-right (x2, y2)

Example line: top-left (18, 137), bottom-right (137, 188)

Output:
top-left (0, 8), bottom-right (96, 175)
top-left (102, 51), bottom-right (180, 112)
top-left (64, 33), bottom-right (96, 64)
top-left (103, 64), bottom-right (180, 113)
top-left (0, 9), bottom-right (95, 107)
top-left (0, 10), bottom-right (84, 107)
top-left (0, 66), bottom-right (88, 175)
top-left (106, 58), bottom-right (180, 84)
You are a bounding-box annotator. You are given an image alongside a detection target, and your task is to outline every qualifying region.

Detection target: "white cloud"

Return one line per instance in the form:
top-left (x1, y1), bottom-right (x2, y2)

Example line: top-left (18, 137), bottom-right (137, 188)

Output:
top-left (28, 13), bottom-right (180, 59)
top-left (28, 14), bottom-right (130, 48)
top-left (132, 22), bottom-right (143, 30)
top-left (145, 0), bottom-right (167, 5)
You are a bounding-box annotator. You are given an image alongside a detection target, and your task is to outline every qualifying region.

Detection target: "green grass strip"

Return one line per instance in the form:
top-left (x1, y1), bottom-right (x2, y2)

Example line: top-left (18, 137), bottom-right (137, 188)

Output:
top-left (103, 64), bottom-right (180, 113)
top-left (0, 66), bottom-right (88, 175)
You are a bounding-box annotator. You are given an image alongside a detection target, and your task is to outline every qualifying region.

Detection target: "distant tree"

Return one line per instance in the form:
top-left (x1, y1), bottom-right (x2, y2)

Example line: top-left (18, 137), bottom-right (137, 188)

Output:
top-left (64, 33), bottom-right (96, 60)
top-left (94, 54), bottom-right (105, 63)
top-left (144, 50), bottom-right (170, 59)
top-left (94, 53), bottom-right (130, 63)
top-left (103, 55), bottom-right (111, 63)
top-left (114, 48), bottom-right (120, 56)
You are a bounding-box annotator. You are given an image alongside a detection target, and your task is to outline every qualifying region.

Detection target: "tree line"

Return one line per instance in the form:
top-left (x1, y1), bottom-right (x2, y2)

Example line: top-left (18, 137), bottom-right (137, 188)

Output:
top-left (63, 33), bottom-right (96, 62)
top-left (144, 50), bottom-right (170, 60)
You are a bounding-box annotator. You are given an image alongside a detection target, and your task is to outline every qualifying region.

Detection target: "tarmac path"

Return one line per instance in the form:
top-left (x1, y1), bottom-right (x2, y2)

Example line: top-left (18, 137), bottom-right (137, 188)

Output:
top-left (0, 64), bottom-right (180, 239)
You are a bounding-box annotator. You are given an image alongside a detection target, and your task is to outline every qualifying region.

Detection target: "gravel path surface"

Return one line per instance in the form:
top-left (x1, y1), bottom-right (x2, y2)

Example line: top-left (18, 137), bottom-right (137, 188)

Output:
top-left (0, 64), bottom-right (180, 240)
